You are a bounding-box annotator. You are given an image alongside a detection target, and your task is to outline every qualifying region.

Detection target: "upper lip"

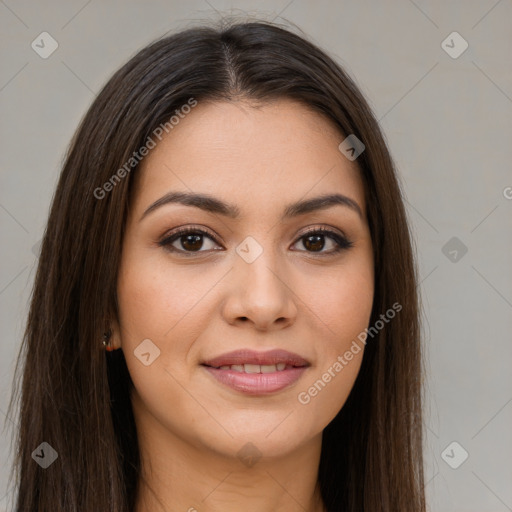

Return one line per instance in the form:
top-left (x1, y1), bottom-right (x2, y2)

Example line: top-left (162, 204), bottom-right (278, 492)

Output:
top-left (202, 349), bottom-right (310, 368)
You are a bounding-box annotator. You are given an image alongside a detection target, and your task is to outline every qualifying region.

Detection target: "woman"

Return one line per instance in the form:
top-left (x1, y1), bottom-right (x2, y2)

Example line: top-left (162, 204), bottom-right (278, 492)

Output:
top-left (9, 19), bottom-right (426, 511)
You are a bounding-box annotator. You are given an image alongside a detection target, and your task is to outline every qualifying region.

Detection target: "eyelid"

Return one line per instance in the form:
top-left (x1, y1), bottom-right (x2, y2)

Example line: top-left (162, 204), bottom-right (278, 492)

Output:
top-left (298, 224), bottom-right (347, 239)
top-left (159, 224), bottom-right (220, 243)
top-left (158, 224), bottom-right (353, 255)
top-left (160, 224), bottom-right (347, 241)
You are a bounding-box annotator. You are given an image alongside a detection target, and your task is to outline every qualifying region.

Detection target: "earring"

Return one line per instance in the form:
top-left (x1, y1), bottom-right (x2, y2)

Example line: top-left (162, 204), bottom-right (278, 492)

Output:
top-left (102, 328), bottom-right (115, 351)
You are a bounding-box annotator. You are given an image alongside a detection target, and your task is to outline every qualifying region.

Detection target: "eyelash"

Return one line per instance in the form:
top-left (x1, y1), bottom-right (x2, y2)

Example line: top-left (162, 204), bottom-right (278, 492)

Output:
top-left (158, 226), bottom-right (354, 257)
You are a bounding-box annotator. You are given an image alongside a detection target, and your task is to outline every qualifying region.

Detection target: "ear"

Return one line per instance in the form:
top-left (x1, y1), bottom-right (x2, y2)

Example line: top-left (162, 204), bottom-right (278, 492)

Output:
top-left (108, 316), bottom-right (122, 350)
top-left (106, 293), bottom-right (122, 350)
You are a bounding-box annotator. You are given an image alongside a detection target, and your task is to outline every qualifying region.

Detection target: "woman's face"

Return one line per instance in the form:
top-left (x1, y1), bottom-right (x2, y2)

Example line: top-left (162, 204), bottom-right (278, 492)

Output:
top-left (115, 98), bottom-right (374, 459)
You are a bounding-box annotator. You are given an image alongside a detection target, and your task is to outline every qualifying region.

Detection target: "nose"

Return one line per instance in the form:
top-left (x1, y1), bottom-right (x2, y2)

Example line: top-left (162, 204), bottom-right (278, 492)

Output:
top-left (221, 248), bottom-right (298, 331)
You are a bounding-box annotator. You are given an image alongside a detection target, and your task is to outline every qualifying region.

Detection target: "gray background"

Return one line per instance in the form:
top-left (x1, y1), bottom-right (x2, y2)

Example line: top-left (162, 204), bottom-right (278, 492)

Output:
top-left (1, 1), bottom-right (511, 510)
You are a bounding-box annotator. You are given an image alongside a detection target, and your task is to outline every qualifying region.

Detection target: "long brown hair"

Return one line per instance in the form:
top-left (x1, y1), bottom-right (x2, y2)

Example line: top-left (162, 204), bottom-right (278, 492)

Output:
top-left (8, 19), bottom-right (426, 511)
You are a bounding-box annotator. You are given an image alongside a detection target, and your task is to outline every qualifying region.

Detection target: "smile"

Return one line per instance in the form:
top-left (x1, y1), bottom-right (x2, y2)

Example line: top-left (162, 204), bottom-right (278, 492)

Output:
top-left (208, 363), bottom-right (290, 372)
top-left (201, 349), bottom-right (310, 395)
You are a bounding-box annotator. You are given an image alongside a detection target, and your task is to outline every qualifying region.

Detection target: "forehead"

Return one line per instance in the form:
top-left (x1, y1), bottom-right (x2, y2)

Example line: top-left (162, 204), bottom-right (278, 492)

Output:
top-left (131, 98), bottom-right (366, 220)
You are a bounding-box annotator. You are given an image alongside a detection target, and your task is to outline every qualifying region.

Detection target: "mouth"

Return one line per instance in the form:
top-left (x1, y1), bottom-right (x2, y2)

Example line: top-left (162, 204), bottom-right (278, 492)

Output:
top-left (201, 349), bottom-right (310, 395)
top-left (201, 348), bottom-right (310, 368)
top-left (203, 362), bottom-right (299, 373)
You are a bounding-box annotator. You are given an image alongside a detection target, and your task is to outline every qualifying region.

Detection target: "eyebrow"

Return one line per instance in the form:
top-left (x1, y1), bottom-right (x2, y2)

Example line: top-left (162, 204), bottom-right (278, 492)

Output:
top-left (139, 190), bottom-right (364, 222)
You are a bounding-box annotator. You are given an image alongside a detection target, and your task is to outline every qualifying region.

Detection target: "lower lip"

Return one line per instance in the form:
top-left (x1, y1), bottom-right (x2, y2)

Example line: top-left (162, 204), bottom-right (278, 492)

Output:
top-left (202, 365), bottom-right (308, 395)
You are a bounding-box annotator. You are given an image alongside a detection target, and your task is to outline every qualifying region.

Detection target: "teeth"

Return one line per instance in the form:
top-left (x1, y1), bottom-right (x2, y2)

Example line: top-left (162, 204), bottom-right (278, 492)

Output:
top-left (215, 363), bottom-right (290, 372)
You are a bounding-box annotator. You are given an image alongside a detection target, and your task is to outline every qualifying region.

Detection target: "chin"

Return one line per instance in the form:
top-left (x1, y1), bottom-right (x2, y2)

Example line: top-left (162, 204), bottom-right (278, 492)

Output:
top-left (193, 413), bottom-right (321, 461)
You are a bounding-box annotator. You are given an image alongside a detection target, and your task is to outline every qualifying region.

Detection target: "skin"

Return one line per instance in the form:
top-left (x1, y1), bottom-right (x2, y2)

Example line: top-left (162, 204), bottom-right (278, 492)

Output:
top-left (110, 98), bottom-right (374, 512)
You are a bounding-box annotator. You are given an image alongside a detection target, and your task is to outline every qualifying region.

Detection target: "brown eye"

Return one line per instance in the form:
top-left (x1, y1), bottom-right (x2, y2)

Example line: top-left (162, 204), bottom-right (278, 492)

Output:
top-left (159, 227), bottom-right (220, 255)
top-left (179, 233), bottom-right (204, 252)
top-left (302, 233), bottom-right (325, 252)
top-left (158, 226), bottom-right (353, 257)
top-left (293, 228), bottom-right (353, 255)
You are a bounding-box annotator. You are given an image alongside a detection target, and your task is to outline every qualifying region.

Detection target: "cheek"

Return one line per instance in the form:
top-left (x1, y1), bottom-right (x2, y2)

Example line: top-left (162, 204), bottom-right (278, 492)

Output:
top-left (301, 256), bottom-right (374, 346)
top-left (116, 249), bottom-right (209, 347)
top-left (115, 251), bottom-right (210, 434)
top-left (294, 256), bottom-right (373, 420)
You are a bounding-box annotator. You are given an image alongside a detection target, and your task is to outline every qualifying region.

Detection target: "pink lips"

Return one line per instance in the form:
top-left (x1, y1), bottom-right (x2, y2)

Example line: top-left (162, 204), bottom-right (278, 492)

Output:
top-left (202, 349), bottom-right (309, 368)
top-left (201, 349), bottom-right (310, 395)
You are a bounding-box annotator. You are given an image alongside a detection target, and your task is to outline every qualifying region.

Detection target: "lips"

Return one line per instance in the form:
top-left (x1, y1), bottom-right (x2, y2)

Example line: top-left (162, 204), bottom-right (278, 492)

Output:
top-left (201, 349), bottom-right (310, 368)
top-left (201, 349), bottom-right (310, 395)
